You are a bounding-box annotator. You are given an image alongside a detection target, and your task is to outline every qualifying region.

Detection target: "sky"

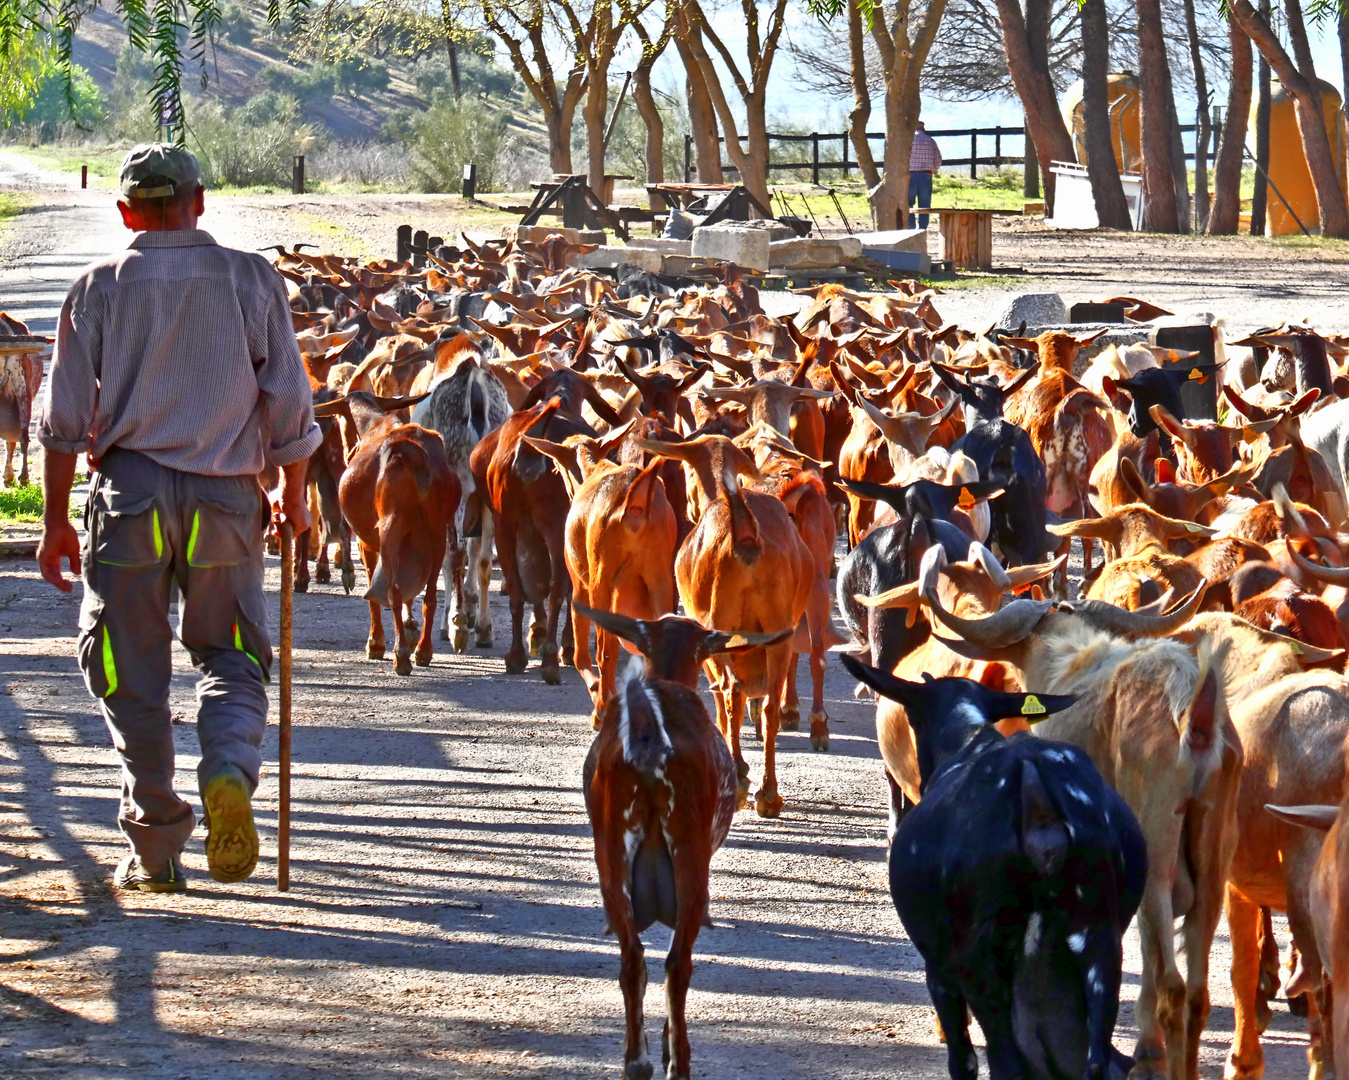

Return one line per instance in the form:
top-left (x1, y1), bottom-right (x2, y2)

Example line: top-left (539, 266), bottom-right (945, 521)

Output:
top-left (610, 5), bottom-right (1349, 149)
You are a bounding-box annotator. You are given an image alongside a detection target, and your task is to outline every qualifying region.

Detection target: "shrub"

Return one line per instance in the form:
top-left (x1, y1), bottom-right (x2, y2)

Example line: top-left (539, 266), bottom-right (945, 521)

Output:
top-left (218, 4), bottom-right (255, 46)
top-left (306, 140), bottom-right (411, 187)
top-left (410, 96), bottom-right (513, 193)
top-left (3, 59), bottom-right (107, 136)
top-left (408, 52), bottom-right (518, 104)
top-left (187, 94), bottom-right (325, 188)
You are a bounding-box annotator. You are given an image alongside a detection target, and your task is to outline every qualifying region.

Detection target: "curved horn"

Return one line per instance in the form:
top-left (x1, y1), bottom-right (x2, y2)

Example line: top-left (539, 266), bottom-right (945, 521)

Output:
top-left (922, 581), bottom-right (1051, 648)
top-left (1061, 579), bottom-right (1209, 639)
top-left (1290, 545), bottom-right (1349, 583)
top-left (968, 542), bottom-right (1011, 591)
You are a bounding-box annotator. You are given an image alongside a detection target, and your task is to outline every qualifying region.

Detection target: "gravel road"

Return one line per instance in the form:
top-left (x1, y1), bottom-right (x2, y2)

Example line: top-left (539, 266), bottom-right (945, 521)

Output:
top-left (0, 166), bottom-right (1320, 1079)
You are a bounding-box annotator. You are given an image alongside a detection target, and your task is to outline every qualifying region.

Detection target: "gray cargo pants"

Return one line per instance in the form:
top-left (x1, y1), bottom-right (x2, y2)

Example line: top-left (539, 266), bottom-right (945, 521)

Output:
top-left (77, 448), bottom-right (272, 866)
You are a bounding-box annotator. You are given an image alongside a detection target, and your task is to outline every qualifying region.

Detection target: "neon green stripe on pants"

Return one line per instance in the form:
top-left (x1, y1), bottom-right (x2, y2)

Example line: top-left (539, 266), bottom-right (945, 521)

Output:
top-left (186, 509), bottom-right (201, 565)
top-left (102, 625), bottom-right (118, 697)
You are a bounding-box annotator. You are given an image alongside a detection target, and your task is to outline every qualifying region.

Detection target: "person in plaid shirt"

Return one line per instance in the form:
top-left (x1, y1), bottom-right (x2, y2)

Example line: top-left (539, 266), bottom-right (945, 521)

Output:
top-left (909, 121), bottom-right (943, 229)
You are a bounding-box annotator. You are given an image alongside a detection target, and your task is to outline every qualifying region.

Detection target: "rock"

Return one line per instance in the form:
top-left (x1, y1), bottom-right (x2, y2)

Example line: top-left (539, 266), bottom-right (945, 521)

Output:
top-left (851, 229), bottom-right (928, 254)
top-left (624, 237), bottom-right (694, 255)
top-left (994, 292), bottom-right (1068, 332)
top-left (575, 246), bottom-right (662, 274)
top-left (500, 224), bottom-right (606, 246)
top-left (769, 237), bottom-right (863, 269)
top-left (690, 225), bottom-right (771, 272)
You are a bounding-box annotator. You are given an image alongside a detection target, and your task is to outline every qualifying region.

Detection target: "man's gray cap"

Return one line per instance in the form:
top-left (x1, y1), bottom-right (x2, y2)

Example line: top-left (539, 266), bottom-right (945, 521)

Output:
top-left (119, 143), bottom-right (201, 199)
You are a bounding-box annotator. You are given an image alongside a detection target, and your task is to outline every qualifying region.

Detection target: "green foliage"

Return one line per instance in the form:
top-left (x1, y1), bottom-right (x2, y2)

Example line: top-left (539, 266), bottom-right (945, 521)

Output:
top-left (187, 92), bottom-right (325, 187)
top-left (0, 483), bottom-right (46, 523)
top-left (410, 95), bottom-right (512, 193)
top-left (409, 51), bottom-right (517, 102)
top-left (605, 91), bottom-right (689, 185)
top-left (218, 3), bottom-right (254, 45)
top-left (257, 55), bottom-right (388, 102)
top-left (0, 9), bottom-right (47, 122)
top-left (1, 0), bottom-right (311, 141)
top-left (5, 57), bottom-right (107, 133)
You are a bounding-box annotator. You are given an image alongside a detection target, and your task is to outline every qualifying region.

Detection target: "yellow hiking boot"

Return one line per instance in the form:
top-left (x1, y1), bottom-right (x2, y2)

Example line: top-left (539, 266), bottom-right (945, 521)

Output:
top-left (203, 766), bottom-right (258, 883)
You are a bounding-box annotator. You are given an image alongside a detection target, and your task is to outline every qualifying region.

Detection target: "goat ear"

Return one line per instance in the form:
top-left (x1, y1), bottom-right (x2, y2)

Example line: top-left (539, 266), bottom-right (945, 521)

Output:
top-left (1047, 514), bottom-right (1120, 543)
top-left (976, 686), bottom-right (1078, 724)
top-left (701, 626), bottom-right (793, 659)
top-left (1002, 362), bottom-right (1040, 397)
top-left (838, 653), bottom-right (921, 708)
top-left (1264, 803), bottom-right (1339, 832)
top-left (1154, 458), bottom-right (1176, 484)
top-left (571, 602), bottom-right (651, 655)
top-left (1119, 456), bottom-right (1151, 503)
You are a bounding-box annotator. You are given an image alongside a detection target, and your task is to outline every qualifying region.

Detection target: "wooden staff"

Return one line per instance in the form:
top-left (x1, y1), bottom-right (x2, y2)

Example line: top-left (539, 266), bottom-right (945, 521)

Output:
top-left (278, 521), bottom-right (294, 892)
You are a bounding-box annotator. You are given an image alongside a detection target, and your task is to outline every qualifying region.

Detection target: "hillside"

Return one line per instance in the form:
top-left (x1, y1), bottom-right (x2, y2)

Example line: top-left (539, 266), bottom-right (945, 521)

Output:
top-left (66, 2), bottom-right (551, 153)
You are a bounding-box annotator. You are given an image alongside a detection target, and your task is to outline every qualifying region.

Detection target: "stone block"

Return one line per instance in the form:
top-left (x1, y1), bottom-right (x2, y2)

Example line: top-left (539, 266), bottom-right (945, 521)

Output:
top-left (690, 225), bottom-right (770, 272)
top-left (995, 292), bottom-right (1068, 332)
top-left (862, 249), bottom-right (931, 276)
top-left (769, 236), bottom-right (863, 268)
top-left (850, 229), bottom-right (929, 254)
top-left (500, 223), bottom-right (606, 246)
top-left (575, 245), bottom-right (662, 273)
top-left (625, 237), bottom-right (693, 255)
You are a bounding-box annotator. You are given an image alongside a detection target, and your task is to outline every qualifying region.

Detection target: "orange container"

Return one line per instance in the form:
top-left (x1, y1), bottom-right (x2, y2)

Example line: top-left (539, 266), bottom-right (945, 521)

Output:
top-left (1250, 78), bottom-right (1348, 235)
top-left (1062, 71), bottom-right (1142, 174)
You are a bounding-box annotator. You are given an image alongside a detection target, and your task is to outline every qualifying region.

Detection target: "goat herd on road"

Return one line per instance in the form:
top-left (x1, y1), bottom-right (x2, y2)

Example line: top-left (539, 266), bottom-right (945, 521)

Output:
top-left (8, 232), bottom-right (1349, 1080)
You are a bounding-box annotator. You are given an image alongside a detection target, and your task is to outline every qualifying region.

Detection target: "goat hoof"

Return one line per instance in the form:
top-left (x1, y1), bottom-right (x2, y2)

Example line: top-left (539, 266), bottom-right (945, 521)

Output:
top-left (623, 1059), bottom-right (654, 1080)
top-left (1132, 1045), bottom-right (1167, 1080)
top-left (504, 650), bottom-right (528, 675)
top-left (809, 712), bottom-right (829, 751)
top-left (754, 787), bottom-right (783, 818)
top-left (779, 707), bottom-right (801, 732)
top-left (1222, 1053), bottom-right (1263, 1080)
top-left (735, 778), bottom-right (750, 811)
top-left (541, 655), bottom-right (562, 685)
top-left (295, 578), bottom-right (309, 594)
top-left (415, 648), bottom-right (432, 667)
top-left (452, 627), bottom-right (468, 653)
top-left (402, 620), bottom-right (419, 646)
top-left (394, 654), bottom-right (413, 676)
top-left (475, 629), bottom-right (493, 648)
top-left (590, 710), bottom-right (603, 731)
top-left (1288, 993), bottom-right (1309, 1019)
top-left (1255, 1000), bottom-right (1272, 1034)
top-left (341, 568), bottom-right (356, 594)
top-left (315, 565), bottom-right (330, 584)
top-left (367, 642), bottom-right (386, 660)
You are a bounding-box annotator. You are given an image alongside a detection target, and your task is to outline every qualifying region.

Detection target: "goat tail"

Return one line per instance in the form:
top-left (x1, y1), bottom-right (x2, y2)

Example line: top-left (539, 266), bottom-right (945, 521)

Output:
top-left (379, 437), bottom-right (433, 495)
top-left (617, 655), bottom-right (673, 780)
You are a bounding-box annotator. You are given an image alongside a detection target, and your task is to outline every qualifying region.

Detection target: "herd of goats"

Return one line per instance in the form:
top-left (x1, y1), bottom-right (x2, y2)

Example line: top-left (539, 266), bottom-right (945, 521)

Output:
top-left (53, 230), bottom-right (1349, 1080)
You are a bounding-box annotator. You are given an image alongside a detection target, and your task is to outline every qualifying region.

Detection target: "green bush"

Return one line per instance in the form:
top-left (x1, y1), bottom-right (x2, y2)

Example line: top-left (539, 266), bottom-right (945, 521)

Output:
top-left (188, 94), bottom-right (324, 188)
top-left (411, 96), bottom-right (512, 193)
top-left (3, 58), bottom-right (107, 135)
top-left (0, 484), bottom-right (46, 523)
top-left (219, 3), bottom-right (255, 46)
top-left (409, 52), bottom-right (517, 103)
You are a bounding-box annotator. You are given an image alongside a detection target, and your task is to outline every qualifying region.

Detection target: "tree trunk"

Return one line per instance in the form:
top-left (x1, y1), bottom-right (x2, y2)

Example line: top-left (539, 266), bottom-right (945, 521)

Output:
top-left (1080, 0), bottom-right (1131, 229)
top-left (873, 81), bottom-right (915, 230)
top-left (633, 63), bottom-right (665, 207)
top-left (584, 74), bottom-right (608, 191)
top-left (1251, 0), bottom-right (1272, 234)
top-left (545, 108), bottom-right (573, 173)
top-left (1183, 0), bottom-right (1211, 229)
top-left (1168, 96), bottom-right (1192, 230)
top-left (1341, 14), bottom-right (1349, 178)
top-left (1209, 13), bottom-right (1252, 234)
top-left (847, 0), bottom-right (881, 189)
top-left (1136, 0), bottom-right (1181, 231)
top-left (992, 0), bottom-right (1075, 214)
top-left (1232, 0), bottom-right (1349, 237)
top-left (1023, 122), bottom-right (1040, 198)
top-left (440, 0), bottom-right (462, 100)
top-left (676, 35), bottom-right (722, 183)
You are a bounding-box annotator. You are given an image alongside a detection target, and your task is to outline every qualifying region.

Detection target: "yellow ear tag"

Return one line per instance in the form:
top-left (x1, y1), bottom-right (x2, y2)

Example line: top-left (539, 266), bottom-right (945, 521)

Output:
top-left (958, 486), bottom-right (977, 510)
top-left (1290, 641), bottom-right (1303, 656)
top-left (1242, 428), bottom-right (1260, 444)
top-left (1188, 369), bottom-right (1207, 384)
top-left (1021, 694), bottom-right (1047, 715)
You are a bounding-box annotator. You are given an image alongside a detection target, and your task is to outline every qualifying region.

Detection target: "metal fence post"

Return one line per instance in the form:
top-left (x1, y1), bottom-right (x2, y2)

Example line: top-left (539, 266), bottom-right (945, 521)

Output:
top-left (812, 133), bottom-right (820, 186)
top-left (292, 155), bottom-right (305, 194)
top-left (684, 134), bottom-right (692, 182)
top-left (841, 133), bottom-right (849, 178)
top-left (969, 132), bottom-right (977, 179)
top-left (995, 126), bottom-right (1002, 167)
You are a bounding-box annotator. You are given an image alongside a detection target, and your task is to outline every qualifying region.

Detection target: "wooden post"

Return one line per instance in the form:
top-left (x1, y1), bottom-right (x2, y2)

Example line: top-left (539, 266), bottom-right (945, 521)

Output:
top-left (413, 229), bottom-right (428, 267)
top-left (396, 224), bottom-right (412, 263)
top-left (939, 209), bottom-right (994, 270)
top-left (812, 133), bottom-right (820, 186)
top-left (81, 165), bottom-right (87, 189)
top-left (684, 135), bottom-right (692, 183)
top-left (969, 132), bottom-right (977, 179)
top-left (427, 236), bottom-right (443, 260)
top-left (995, 126), bottom-right (1002, 167)
top-left (277, 521), bottom-right (294, 892)
top-left (462, 162), bottom-right (476, 200)
top-left (841, 133), bottom-right (849, 178)
top-left (292, 155), bottom-right (305, 195)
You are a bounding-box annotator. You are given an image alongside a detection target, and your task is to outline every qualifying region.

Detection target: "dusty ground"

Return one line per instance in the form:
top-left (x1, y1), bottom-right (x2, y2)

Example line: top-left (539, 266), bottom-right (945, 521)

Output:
top-left (0, 156), bottom-right (1323, 1078)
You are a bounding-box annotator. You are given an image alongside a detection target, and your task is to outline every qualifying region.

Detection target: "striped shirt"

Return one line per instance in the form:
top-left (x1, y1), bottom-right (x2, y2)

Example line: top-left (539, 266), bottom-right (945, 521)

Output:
top-left (909, 131), bottom-right (943, 174)
top-left (40, 229), bottom-right (321, 476)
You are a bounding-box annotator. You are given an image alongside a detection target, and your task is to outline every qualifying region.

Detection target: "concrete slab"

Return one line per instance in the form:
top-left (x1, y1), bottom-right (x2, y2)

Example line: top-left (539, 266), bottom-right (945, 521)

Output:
top-left (575, 246), bottom-right (662, 273)
top-left (500, 224), bottom-right (606, 246)
top-left (850, 229), bottom-right (929, 254)
top-left (690, 225), bottom-right (771, 272)
top-left (769, 236), bottom-right (863, 268)
top-left (624, 237), bottom-right (693, 255)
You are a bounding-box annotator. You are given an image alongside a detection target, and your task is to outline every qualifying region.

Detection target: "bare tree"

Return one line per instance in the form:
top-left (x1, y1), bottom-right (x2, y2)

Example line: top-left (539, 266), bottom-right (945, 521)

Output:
top-left (1181, 0), bottom-right (1210, 228)
top-left (678, 0), bottom-right (792, 206)
top-left (1080, 0), bottom-right (1131, 228)
top-left (1230, 0), bottom-right (1349, 237)
top-left (480, 0), bottom-right (587, 171)
top-left (1208, 12), bottom-right (1251, 234)
top-left (628, 0), bottom-right (678, 206)
top-left (675, 31), bottom-right (723, 182)
top-left (846, 0), bottom-right (880, 188)
top-left (1136, 0), bottom-right (1184, 231)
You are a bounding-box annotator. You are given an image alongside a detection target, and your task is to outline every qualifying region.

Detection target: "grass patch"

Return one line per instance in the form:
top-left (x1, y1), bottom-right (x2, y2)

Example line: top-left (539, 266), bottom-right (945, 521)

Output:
top-left (925, 273), bottom-right (1028, 292)
top-left (0, 192), bottom-right (27, 222)
top-left (0, 484), bottom-right (45, 523)
top-left (8, 144), bottom-right (124, 187)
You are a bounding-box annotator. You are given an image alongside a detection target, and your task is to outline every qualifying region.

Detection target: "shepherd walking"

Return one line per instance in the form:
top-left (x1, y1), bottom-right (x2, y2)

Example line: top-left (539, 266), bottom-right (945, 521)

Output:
top-left (36, 143), bottom-right (319, 892)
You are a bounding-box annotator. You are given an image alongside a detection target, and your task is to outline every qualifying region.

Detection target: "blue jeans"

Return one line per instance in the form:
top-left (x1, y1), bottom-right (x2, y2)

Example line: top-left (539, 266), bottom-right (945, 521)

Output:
top-left (908, 171), bottom-right (934, 229)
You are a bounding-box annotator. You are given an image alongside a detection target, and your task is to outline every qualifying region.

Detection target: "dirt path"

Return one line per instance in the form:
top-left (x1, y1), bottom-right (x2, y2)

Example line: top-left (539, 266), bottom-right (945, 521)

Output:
top-left (0, 178), bottom-right (1319, 1079)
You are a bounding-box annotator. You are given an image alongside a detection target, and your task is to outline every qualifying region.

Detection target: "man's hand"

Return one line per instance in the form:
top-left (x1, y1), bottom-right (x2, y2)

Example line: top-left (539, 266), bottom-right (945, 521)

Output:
top-left (38, 518), bottom-right (82, 592)
top-left (39, 449), bottom-right (82, 592)
top-left (270, 459), bottom-right (312, 535)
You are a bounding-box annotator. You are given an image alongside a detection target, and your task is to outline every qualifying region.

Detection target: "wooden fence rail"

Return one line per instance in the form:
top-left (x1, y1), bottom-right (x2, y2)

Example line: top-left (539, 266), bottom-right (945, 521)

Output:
top-left (683, 125), bottom-right (1213, 186)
